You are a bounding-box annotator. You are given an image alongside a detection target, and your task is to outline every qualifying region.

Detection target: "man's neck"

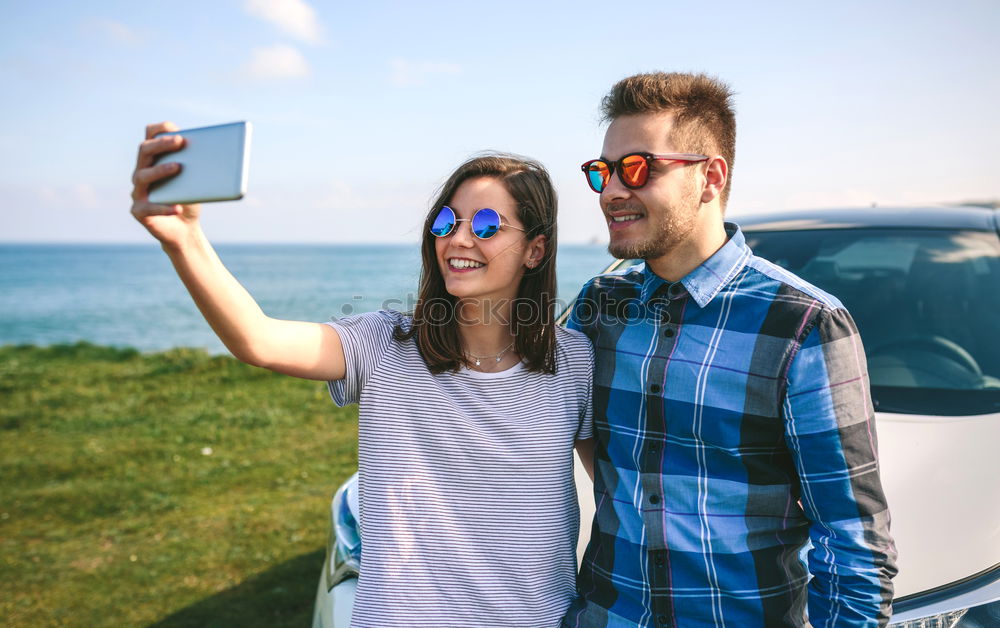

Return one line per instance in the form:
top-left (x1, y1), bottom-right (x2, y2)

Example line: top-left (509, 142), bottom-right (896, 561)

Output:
top-left (645, 219), bottom-right (729, 283)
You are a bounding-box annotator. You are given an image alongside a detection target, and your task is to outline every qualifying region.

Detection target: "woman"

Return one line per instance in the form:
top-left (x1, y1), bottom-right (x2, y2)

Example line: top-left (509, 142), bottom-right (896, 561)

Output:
top-left (130, 122), bottom-right (594, 627)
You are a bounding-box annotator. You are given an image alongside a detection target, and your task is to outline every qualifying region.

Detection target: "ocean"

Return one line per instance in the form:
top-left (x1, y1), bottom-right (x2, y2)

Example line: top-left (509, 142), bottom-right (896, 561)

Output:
top-left (0, 243), bottom-right (614, 354)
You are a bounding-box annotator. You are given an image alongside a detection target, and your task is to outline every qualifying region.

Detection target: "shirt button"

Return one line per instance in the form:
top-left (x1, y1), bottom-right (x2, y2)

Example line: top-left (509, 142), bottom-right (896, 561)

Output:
top-left (655, 556), bottom-right (665, 568)
top-left (649, 444), bottom-right (660, 455)
top-left (658, 614), bottom-right (669, 624)
top-left (650, 384), bottom-right (662, 393)
top-left (649, 494), bottom-right (661, 505)
top-left (663, 328), bottom-right (675, 338)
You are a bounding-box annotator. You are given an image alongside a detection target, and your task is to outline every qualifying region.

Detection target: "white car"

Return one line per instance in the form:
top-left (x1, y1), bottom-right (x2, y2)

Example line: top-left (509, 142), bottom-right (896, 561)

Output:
top-left (314, 206), bottom-right (1000, 627)
top-left (737, 206), bottom-right (1000, 627)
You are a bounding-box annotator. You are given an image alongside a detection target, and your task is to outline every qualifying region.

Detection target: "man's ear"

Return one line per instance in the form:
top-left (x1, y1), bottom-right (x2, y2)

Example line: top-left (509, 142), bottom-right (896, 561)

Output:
top-left (700, 156), bottom-right (728, 205)
top-left (525, 234), bottom-right (547, 269)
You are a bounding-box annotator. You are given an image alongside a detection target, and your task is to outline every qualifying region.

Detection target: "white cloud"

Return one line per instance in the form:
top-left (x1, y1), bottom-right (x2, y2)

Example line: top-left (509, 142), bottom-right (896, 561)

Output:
top-left (84, 19), bottom-right (143, 46)
top-left (73, 184), bottom-right (102, 210)
top-left (317, 180), bottom-right (427, 215)
top-left (389, 58), bottom-right (462, 87)
top-left (243, 45), bottom-right (311, 80)
top-left (244, 0), bottom-right (322, 44)
top-left (35, 183), bottom-right (103, 210)
top-left (0, 182), bottom-right (141, 242)
top-left (190, 181), bottom-right (429, 243)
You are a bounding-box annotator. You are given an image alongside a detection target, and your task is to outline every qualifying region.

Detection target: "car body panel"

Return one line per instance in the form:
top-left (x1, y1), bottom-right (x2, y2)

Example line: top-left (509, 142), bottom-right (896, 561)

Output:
top-left (311, 574), bottom-right (356, 628)
top-left (867, 410), bottom-right (1000, 596)
top-left (735, 206), bottom-right (1000, 602)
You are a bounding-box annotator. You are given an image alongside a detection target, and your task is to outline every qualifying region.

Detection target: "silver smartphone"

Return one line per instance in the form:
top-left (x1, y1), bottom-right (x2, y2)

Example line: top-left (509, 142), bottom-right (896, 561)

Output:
top-left (148, 121), bottom-right (252, 204)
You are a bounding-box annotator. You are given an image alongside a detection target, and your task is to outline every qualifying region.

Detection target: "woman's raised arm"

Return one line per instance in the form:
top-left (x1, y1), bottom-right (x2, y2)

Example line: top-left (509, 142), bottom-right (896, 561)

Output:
top-left (130, 121), bottom-right (346, 382)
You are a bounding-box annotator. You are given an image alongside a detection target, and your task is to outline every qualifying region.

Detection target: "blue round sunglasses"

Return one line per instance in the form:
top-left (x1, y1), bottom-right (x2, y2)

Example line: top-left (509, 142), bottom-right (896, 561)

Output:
top-left (429, 206), bottom-right (525, 240)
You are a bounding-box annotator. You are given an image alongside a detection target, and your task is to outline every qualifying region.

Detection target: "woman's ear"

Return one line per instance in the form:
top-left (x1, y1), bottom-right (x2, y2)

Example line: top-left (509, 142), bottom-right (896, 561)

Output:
top-left (525, 234), bottom-right (547, 269)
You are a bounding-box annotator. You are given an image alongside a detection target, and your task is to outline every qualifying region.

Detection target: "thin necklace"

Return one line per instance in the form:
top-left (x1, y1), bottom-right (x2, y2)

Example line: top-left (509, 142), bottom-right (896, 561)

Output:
top-left (466, 341), bottom-right (515, 367)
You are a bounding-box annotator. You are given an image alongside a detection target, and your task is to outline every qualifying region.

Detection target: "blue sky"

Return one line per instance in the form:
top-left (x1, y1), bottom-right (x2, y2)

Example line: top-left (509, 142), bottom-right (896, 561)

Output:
top-left (2, 0), bottom-right (997, 243)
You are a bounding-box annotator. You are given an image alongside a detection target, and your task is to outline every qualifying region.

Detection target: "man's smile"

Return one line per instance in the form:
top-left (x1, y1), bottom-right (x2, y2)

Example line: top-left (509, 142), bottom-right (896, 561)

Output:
top-left (606, 209), bottom-right (646, 231)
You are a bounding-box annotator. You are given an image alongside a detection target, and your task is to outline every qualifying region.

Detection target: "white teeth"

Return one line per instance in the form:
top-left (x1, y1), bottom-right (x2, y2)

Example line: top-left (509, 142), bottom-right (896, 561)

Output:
top-left (611, 214), bottom-right (641, 223)
top-left (449, 258), bottom-right (485, 269)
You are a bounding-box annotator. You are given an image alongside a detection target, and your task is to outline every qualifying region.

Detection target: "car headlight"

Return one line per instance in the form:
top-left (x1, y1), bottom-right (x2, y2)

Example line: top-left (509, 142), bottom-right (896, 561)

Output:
top-left (890, 598), bottom-right (1000, 626)
top-left (889, 608), bottom-right (968, 627)
top-left (324, 473), bottom-right (361, 591)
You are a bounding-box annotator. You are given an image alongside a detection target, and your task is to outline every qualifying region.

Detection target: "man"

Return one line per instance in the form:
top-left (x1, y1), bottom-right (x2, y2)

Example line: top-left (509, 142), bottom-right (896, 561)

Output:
top-left (564, 72), bottom-right (897, 627)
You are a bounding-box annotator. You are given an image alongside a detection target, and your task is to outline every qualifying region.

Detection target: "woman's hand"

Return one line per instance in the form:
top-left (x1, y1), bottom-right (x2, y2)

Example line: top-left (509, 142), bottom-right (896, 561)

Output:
top-left (130, 121), bottom-right (202, 249)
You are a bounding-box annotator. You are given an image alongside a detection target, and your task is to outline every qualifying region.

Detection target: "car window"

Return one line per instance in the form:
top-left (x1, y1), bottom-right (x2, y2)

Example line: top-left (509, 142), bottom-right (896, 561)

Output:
top-left (745, 228), bottom-right (1000, 416)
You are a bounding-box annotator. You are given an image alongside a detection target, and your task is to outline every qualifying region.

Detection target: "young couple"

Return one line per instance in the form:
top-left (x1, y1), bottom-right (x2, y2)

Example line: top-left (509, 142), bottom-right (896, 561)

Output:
top-left (131, 72), bottom-right (897, 627)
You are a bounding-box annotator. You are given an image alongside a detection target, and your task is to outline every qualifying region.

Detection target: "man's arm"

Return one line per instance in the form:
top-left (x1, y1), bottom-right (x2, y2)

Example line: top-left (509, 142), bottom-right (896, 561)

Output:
top-left (783, 307), bottom-right (898, 627)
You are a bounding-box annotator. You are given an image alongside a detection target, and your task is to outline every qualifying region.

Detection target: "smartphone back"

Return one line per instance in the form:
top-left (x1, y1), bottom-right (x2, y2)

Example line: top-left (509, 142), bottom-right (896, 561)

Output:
top-left (148, 121), bottom-right (252, 205)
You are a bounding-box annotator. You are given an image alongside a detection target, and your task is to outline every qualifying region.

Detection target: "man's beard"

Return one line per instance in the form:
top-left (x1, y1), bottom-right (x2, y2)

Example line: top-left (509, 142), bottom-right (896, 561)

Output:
top-left (606, 190), bottom-right (701, 261)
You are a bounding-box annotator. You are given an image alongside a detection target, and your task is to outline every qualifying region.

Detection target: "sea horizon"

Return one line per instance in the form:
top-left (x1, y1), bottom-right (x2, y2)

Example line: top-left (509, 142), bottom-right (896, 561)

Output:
top-left (0, 242), bottom-right (615, 354)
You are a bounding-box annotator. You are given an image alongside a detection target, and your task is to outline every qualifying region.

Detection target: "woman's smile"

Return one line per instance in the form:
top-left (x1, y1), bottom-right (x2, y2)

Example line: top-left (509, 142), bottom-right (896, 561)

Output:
top-left (447, 257), bottom-right (486, 271)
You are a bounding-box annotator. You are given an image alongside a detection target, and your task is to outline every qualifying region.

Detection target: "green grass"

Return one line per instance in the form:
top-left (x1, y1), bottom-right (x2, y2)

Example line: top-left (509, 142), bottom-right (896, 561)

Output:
top-left (0, 342), bottom-right (358, 627)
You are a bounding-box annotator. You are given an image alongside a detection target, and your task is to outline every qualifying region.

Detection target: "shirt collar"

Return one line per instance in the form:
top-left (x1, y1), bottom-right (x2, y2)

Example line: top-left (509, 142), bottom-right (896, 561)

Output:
top-left (640, 222), bottom-right (751, 308)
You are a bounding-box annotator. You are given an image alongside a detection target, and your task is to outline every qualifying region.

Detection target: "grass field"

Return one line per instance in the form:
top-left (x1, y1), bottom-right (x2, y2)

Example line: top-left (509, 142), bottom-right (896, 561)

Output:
top-left (0, 342), bottom-right (359, 627)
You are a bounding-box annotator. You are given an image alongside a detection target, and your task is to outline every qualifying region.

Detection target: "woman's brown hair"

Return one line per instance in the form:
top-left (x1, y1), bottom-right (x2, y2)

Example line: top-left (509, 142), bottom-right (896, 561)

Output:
top-left (395, 153), bottom-right (558, 374)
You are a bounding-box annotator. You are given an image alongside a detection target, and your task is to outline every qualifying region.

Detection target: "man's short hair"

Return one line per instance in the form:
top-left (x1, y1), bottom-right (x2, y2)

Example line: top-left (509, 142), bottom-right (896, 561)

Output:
top-left (601, 72), bottom-right (736, 208)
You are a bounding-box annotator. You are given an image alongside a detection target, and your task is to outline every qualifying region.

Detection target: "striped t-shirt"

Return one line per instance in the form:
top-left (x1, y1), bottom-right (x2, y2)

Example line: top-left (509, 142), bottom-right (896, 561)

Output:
top-left (326, 310), bottom-right (594, 628)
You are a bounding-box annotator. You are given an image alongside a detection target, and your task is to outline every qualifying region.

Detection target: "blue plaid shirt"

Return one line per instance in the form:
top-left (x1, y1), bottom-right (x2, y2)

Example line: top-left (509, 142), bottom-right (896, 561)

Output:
top-left (564, 224), bottom-right (897, 627)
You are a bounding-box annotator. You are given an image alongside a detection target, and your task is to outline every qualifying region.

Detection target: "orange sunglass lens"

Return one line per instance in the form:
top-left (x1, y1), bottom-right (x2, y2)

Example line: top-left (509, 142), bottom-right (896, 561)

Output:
top-left (619, 155), bottom-right (649, 187)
